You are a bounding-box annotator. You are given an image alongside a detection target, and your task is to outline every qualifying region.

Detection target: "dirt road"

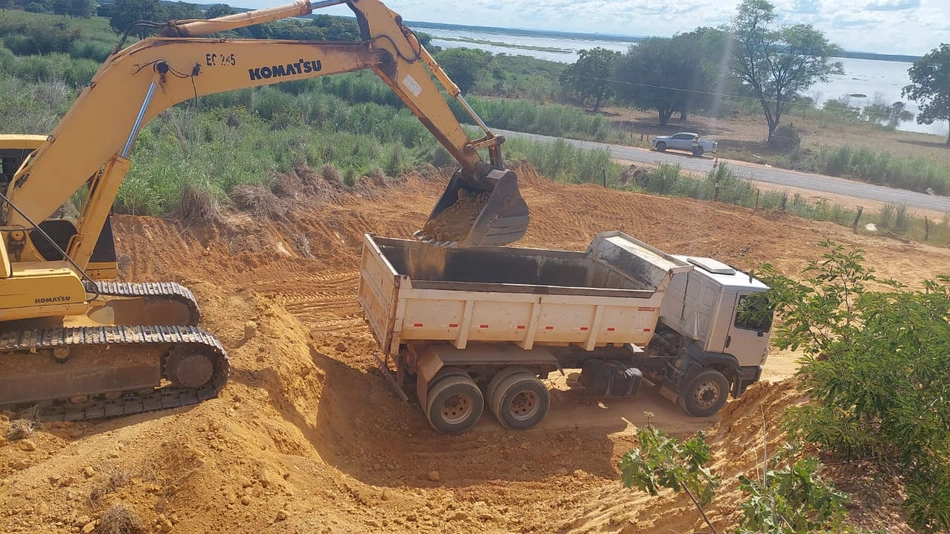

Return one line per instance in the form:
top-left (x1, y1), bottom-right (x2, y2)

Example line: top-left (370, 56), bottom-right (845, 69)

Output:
top-left (1, 163), bottom-right (940, 533)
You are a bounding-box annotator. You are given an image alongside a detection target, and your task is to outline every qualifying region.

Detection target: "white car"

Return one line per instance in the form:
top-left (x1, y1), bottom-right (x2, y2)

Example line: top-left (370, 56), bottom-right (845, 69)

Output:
top-left (651, 132), bottom-right (717, 156)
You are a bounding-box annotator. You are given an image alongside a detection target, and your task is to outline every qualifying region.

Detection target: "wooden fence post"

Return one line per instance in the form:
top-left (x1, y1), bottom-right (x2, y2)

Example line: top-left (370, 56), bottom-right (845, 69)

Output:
top-left (852, 207), bottom-right (863, 231)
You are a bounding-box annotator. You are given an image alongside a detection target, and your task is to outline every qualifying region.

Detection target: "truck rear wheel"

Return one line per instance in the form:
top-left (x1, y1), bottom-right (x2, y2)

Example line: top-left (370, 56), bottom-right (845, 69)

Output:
top-left (491, 372), bottom-right (550, 430)
top-left (678, 369), bottom-right (729, 417)
top-left (425, 374), bottom-right (484, 434)
top-left (655, 141), bottom-right (667, 152)
top-left (486, 366), bottom-right (534, 413)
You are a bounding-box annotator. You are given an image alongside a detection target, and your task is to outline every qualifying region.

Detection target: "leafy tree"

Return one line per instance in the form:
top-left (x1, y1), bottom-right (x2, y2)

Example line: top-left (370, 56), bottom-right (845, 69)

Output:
top-left (559, 47), bottom-right (620, 112)
top-left (204, 3), bottom-right (233, 19)
top-left (109, 0), bottom-right (164, 37)
top-left (861, 97), bottom-right (914, 129)
top-left (164, 2), bottom-right (203, 21)
top-left (435, 48), bottom-right (493, 94)
top-left (311, 14), bottom-right (359, 41)
top-left (613, 30), bottom-right (727, 126)
top-left (903, 43), bottom-right (950, 145)
top-left (759, 242), bottom-right (950, 532)
top-left (730, 0), bottom-right (843, 144)
top-left (52, 0), bottom-right (67, 15)
top-left (67, 0), bottom-right (94, 17)
top-left (671, 27), bottom-right (731, 120)
top-left (613, 38), bottom-right (692, 126)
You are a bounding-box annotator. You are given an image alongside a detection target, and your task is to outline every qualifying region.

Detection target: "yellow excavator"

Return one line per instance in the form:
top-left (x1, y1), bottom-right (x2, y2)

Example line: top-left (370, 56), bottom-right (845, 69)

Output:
top-left (0, 0), bottom-right (529, 421)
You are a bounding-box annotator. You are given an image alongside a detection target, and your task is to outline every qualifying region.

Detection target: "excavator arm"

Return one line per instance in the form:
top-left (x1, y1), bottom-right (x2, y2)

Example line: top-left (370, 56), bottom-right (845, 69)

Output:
top-left (2, 0), bottom-right (528, 264)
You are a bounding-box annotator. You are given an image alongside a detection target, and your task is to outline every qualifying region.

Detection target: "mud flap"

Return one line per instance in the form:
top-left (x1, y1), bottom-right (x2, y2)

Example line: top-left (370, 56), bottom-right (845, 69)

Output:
top-left (416, 164), bottom-right (529, 247)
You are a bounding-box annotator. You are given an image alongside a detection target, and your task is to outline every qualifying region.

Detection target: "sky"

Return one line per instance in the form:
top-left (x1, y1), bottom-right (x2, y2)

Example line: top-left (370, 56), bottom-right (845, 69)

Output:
top-left (235, 0), bottom-right (950, 56)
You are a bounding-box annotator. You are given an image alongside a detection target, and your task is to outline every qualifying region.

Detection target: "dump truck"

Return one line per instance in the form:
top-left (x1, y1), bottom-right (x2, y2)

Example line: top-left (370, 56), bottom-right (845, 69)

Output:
top-left (358, 231), bottom-right (773, 434)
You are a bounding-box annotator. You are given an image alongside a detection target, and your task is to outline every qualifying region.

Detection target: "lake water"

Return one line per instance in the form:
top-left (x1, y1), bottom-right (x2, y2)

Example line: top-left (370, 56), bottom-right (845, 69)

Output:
top-left (420, 27), bottom-right (948, 138)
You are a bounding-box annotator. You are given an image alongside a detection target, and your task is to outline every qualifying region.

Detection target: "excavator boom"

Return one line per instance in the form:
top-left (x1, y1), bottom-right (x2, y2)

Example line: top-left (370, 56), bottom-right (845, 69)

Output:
top-left (2, 0), bottom-right (528, 250)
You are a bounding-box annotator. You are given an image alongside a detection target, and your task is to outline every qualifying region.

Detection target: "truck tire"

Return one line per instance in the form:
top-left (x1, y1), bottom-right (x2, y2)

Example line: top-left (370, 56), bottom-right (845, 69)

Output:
top-left (692, 146), bottom-right (704, 157)
top-left (655, 141), bottom-right (667, 152)
top-left (431, 365), bottom-right (469, 385)
top-left (678, 369), bottom-right (729, 417)
top-left (491, 372), bottom-right (550, 430)
top-left (486, 366), bottom-right (534, 413)
top-left (426, 375), bottom-right (484, 434)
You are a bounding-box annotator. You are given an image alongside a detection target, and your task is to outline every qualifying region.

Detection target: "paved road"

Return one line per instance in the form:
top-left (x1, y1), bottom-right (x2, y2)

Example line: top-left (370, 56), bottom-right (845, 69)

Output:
top-left (495, 128), bottom-right (950, 214)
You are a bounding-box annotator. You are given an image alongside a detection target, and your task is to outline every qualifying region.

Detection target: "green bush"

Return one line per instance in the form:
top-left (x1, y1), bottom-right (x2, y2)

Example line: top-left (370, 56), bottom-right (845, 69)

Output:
top-left (761, 243), bottom-right (950, 532)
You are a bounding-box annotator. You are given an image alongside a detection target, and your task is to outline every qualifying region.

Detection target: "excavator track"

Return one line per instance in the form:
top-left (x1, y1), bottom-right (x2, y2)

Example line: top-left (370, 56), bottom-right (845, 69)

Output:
top-left (0, 324), bottom-right (229, 422)
top-left (0, 282), bottom-right (228, 422)
top-left (88, 280), bottom-right (202, 326)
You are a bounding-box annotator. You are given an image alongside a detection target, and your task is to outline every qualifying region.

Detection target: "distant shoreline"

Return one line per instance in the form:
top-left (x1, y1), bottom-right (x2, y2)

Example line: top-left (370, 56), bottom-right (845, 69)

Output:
top-left (404, 20), bottom-right (923, 63)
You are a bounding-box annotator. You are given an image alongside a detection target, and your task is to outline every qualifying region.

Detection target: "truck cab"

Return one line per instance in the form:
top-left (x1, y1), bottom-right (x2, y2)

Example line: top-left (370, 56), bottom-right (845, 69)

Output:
top-left (655, 255), bottom-right (773, 414)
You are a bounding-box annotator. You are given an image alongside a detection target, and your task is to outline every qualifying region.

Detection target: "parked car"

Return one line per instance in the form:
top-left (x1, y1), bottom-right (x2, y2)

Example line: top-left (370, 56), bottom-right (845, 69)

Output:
top-left (651, 132), bottom-right (717, 156)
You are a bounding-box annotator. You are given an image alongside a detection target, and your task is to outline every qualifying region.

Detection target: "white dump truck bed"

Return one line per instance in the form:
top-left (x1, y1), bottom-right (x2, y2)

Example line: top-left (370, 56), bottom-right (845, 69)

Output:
top-left (358, 231), bottom-right (692, 356)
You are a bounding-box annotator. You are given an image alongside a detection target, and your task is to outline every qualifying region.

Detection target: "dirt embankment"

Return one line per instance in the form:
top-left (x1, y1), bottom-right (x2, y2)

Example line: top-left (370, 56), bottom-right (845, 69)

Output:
top-left (3, 162), bottom-right (945, 533)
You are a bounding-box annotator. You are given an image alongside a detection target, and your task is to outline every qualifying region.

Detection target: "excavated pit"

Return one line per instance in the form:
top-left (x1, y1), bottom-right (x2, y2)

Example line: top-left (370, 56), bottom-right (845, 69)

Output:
top-left (0, 163), bottom-right (936, 533)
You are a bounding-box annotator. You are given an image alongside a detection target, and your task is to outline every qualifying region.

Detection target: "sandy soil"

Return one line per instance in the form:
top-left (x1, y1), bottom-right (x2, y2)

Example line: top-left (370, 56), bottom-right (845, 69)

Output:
top-left (2, 163), bottom-right (947, 533)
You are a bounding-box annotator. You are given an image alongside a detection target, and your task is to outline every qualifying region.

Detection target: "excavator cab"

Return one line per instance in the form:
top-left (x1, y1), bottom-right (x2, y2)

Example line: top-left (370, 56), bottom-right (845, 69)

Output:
top-left (417, 163), bottom-right (529, 247)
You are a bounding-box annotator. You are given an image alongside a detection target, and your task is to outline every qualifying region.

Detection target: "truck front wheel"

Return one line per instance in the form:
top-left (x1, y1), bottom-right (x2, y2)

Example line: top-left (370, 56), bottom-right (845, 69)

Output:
top-left (426, 375), bottom-right (484, 434)
top-left (692, 146), bottom-right (704, 157)
top-left (491, 372), bottom-right (550, 430)
top-left (678, 369), bottom-right (729, 417)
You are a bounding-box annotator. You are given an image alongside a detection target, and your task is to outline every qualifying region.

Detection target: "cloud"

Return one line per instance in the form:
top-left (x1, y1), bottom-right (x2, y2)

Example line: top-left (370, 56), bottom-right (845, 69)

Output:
top-left (863, 0), bottom-right (921, 11)
top-left (234, 0), bottom-right (946, 55)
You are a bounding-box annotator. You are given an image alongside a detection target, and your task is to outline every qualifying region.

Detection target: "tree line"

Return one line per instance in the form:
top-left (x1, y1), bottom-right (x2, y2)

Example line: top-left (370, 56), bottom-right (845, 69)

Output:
top-left (560, 0), bottom-right (950, 146)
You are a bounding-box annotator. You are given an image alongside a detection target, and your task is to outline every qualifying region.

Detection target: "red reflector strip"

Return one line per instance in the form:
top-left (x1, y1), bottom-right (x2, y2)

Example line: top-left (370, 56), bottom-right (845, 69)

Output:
top-left (412, 323), bottom-right (423, 327)
top-left (544, 326), bottom-right (554, 330)
top-left (479, 324), bottom-right (489, 329)
top-left (606, 327), bottom-right (616, 332)
top-left (579, 327), bottom-right (589, 331)
top-left (643, 328), bottom-right (652, 332)
top-left (638, 307), bottom-right (657, 312)
top-left (448, 323), bottom-right (459, 328)
top-left (516, 325), bottom-right (526, 330)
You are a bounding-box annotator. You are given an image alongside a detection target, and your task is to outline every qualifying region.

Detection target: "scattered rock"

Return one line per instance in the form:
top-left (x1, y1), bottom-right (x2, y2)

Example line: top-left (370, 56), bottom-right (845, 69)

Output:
top-left (426, 470), bottom-right (440, 482)
top-left (555, 468), bottom-right (569, 477)
top-left (83, 467), bottom-right (95, 479)
top-left (241, 495), bottom-right (251, 506)
top-left (19, 439), bottom-right (36, 452)
top-left (573, 469), bottom-right (585, 478)
top-left (75, 515), bottom-right (91, 527)
top-left (276, 510), bottom-right (289, 522)
top-left (335, 342), bottom-right (347, 352)
top-left (447, 512), bottom-right (468, 521)
top-left (81, 521), bottom-right (96, 534)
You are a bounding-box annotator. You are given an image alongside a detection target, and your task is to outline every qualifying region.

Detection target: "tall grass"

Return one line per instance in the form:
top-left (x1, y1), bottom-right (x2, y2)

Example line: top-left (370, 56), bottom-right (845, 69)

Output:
top-left (462, 97), bottom-right (615, 141)
top-left (504, 137), bottom-right (623, 185)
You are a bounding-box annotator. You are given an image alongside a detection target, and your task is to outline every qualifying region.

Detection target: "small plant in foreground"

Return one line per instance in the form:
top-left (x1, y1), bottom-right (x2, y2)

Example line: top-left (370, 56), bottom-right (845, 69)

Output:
top-left (620, 414), bottom-right (720, 532)
top-left (620, 413), bottom-right (848, 533)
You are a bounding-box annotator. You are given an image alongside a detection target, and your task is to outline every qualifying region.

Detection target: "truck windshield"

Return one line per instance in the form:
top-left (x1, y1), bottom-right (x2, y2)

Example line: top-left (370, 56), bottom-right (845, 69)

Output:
top-left (735, 294), bottom-right (773, 332)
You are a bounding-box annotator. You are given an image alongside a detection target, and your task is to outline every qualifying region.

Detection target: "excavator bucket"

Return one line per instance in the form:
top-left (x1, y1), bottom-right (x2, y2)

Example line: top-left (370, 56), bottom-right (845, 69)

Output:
top-left (415, 165), bottom-right (529, 247)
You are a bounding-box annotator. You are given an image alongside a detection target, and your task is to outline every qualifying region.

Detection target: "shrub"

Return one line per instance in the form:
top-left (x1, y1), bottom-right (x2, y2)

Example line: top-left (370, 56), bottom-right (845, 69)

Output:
top-left (760, 242), bottom-right (950, 532)
top-left (772, 123), bottom-right (801, 151)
